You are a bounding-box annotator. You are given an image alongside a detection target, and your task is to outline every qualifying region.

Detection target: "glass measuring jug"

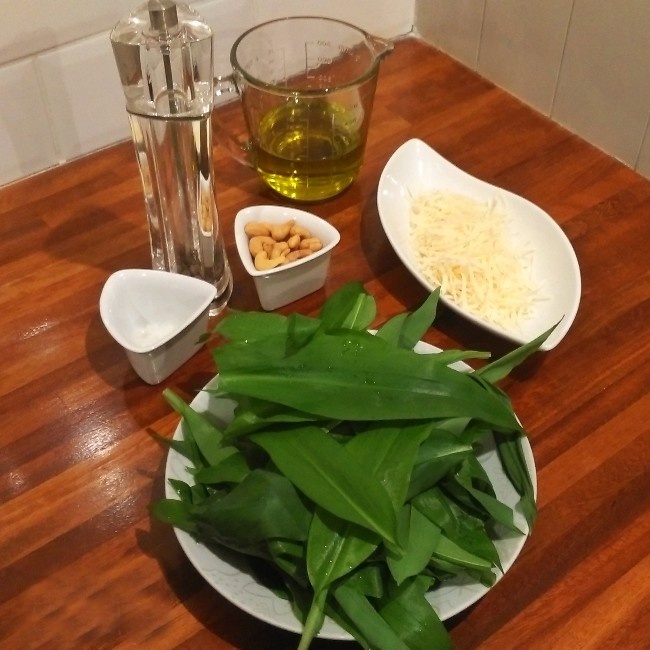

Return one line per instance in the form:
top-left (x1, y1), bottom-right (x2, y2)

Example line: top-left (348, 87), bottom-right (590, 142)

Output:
top-left (217, 17), bottom-right (393, 202)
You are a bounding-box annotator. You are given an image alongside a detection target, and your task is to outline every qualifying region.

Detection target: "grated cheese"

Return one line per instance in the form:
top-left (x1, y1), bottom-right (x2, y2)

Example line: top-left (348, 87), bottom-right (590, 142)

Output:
top-left (409, 191), bottom-right (544, 332)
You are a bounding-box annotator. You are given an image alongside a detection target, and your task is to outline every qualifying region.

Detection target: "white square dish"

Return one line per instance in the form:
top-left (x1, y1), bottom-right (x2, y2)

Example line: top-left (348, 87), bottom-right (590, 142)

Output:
top-left (99, 269), bottom-right (216, 384)
top-left (234, 205), bottom-right (340, 311)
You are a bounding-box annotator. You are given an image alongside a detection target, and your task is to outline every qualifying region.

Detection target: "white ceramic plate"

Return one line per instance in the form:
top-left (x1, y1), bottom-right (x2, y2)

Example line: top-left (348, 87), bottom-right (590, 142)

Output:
top-left (377, 138), bottom-right (581, 351)
top-left (164, 341), bottom-right (537, 639)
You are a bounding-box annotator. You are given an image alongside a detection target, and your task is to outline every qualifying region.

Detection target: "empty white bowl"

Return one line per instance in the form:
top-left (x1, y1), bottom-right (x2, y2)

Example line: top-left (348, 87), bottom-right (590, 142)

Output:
top-left (99, 269), bottom-right (217, 384)
top-left (234, 205), bottom-right (340, 311)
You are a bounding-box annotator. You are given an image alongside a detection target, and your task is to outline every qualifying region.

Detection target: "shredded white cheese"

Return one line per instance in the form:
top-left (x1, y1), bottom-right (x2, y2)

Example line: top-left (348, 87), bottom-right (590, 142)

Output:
top-left (409, 191), bottom-right (544, 332)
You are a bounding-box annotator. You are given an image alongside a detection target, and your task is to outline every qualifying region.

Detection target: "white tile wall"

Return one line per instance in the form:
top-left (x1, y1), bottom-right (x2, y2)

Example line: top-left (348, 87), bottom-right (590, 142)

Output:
top-left (0, 58), bottom-right (57, 185)
top-left (414, 0), bottom-right (484, 70)
top-left (0, 0), bottom-right (414, 188)
top-left (2, 0), bottom-right (649, 187)
top-left (415, 0), bottom-right (650, 180)
top-left (251, 0), bottom-right (413, 39)
top-left (552, 0), bottom-right (650, 173)
top-left (478, 0), bottom-right (573, 115)
top-left (637, 118), bottom-right (650, 178)
top-left (36, 34), bottom-right (130, 163)
top-left (0, 0), bottom-right (133, 65)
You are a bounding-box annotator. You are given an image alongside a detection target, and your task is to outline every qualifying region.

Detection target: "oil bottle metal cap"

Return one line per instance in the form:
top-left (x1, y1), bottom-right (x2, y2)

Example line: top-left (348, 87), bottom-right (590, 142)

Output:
top-left (148, 0), bottom-right (179, 33)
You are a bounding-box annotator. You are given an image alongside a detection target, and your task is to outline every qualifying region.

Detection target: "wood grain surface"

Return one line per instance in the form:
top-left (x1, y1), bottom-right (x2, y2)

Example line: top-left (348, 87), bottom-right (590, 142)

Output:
top-left (1, 37), bottom-right (649, 649)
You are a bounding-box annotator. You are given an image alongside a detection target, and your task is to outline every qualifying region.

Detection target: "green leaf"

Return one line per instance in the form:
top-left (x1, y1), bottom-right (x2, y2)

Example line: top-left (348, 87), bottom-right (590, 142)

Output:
top-left (318, 282), bottom-right (376, 331)
top-left (150, 498), bottom-right (197, 534)
top-left (452, 458), bottom-right (523, 534)
top-left (192, 469), bottom-right (312, 547)
top-left (251, 426), bottom-right (398, 545)
top-left (379, 575), bottom-right (454, 650)
top-left (307, 508), bottom-right (379, 592)
top-left (267, 539), bottom-right (308, 586)
top-left (376, 289), bottom-right (440, 350)
top-left (167, 478), bottom-right (193, 502)
top-left (345, 421), bottom-right (433, 511)
top-left (193, 446), bottom-right (250, 485)
top-left (397, 289), bottom-right (440, 349)
top-left (413, 487), bottom-right (502, 570)
top-left (432, 530), bottom-right (494, 572)
top-left (476, 321), bottom-right (558, 384)
top-left (217, 329), bottom-right (522, 431)
top-left (163, 389), bottom-right (224, 466)
top-left (224, 396), bottom-right (321, 438)
top-left (406, 428), bottom-right (473, 499)
top-left (306, 422), bottom-right (428, 594)
top-left (387, 505), bottom-right (442, 585)
top-left (375, 312), bottom-right (409, 346)
top-left (333, 583), bottom-right (410, 650)
top-left (215, 310), bottom-right (288, 342)
top-left (495, 432), bottom-right (537, 531)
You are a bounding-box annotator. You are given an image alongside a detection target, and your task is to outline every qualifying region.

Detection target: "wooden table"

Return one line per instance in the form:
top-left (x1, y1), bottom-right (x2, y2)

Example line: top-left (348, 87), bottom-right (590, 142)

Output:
top-left (1, 38), bottom-right (648, 649)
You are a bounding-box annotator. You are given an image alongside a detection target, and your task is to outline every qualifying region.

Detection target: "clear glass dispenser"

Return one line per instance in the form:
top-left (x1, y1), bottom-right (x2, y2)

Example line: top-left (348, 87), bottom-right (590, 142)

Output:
top-left (111, 0), bottom-right (232, 315)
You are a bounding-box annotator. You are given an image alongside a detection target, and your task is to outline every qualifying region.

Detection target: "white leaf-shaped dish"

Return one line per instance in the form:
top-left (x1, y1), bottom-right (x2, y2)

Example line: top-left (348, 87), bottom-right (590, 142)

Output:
top-left (377, 139), bottom-right (581, 350)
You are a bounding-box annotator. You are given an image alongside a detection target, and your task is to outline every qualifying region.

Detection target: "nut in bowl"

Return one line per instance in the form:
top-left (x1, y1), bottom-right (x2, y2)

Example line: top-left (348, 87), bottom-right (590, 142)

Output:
top-left (234, 206), bottom-right (340, 311)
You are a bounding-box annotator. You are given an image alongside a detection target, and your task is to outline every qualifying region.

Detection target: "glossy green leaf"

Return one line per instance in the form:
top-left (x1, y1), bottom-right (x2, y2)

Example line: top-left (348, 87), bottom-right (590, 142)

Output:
top-left (251, 426), bottom-right (398, 545)
top-left (495, 432), bottom-right (537, 531)
top-left (345, 421), bottom-right (432, 511)
top-left (307, 508), bottom-right (379, 593)
top-left (214, 310), bottom-right (288, 342)
top-left (306, 422), bottom-right (428, 594)
top-left (387, 505), bottom-right (442, 585)
top-left (406, 428), bottom-right (473, 499)
top-left (376, 289), bottom-right (440, 350)
top-left (216, 329), bottom-right (522, 430)
top-left (163, 389), bottom-right (224, 466)
top-left (476, 321), bottom-right (557, 384)
top-left (452, 458), bottom-right (523, 534)
top-left (333, 583), bottom-right (410, 650)
top-left (150, 498), bottom-right (197, 534)
top-left (193, 446), bottom-right (249, 485)
top-left (192, 469), bottom-right (312, 547)
top-left (318, 281), bottom-right (376, 332)
top-left (379, 575), bottom-right (453, 650)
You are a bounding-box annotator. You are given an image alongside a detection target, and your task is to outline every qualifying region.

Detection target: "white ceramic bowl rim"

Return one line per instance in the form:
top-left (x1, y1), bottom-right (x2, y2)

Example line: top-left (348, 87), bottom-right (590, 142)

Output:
top-left (99, 269), bottom-right (217, 354)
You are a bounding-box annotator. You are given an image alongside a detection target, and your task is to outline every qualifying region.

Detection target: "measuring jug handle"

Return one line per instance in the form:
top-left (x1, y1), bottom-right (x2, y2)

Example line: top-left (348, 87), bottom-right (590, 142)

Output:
top-left (213, 74), bottom-right (255, 169)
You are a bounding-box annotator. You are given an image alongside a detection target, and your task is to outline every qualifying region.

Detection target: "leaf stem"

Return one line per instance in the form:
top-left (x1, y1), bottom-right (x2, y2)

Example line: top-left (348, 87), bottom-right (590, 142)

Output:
top-left (298, 588), bottom-right (328, 650)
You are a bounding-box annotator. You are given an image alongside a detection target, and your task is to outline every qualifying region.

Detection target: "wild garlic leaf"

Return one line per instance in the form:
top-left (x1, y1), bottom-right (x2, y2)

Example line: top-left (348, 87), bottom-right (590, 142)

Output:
top-left (396, 288), bottom-right (440, 349)
top-left (379, 574), bottom-right (453, 650)
top-left (193, 446), bottom-right (249, 485)
top-left (333, 582), bottom-right (410, 650)
top-left (387, 505), bottom-right (442, 585)
top-left (251, 425), bottom-right (399, 545)
top-left (318, 281), bottom-right (375, 331)
top-left (476, 321), bottom-right (558, 384)
top-left (307, 508), bottom-right (379, 594)
top-left (216, 329), bottom-right (522, 430)
top-left (192, 469), bottom-right (312, 546)
top-left (163, 389), bottom-right (224, 467)
top-left (214, 310), bottom-right (288, 342)
top-left (406, 429), bottom-right (473, 500)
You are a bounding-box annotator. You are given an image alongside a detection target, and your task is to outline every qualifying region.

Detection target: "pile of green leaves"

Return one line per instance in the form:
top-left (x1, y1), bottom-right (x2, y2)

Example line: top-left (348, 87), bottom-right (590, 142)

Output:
top-left (152, 282), bottom-right (550, 649)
